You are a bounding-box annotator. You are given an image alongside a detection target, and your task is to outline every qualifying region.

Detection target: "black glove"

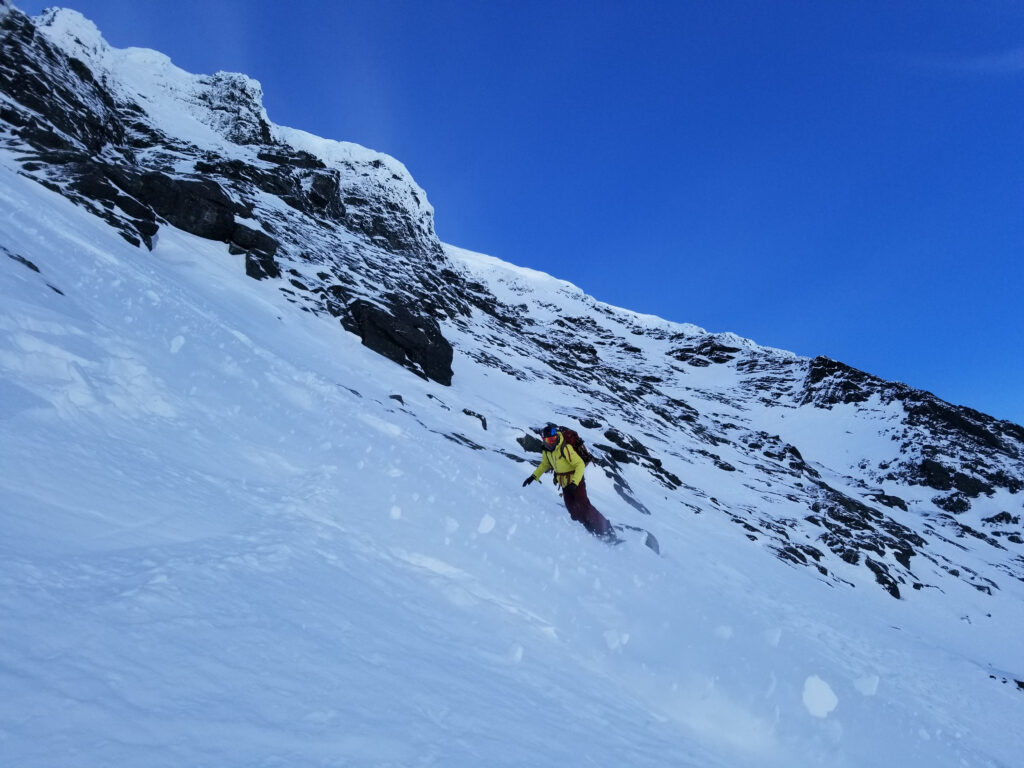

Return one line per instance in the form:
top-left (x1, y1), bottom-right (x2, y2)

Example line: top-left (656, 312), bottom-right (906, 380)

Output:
top-left (522, 475), bottom-right (536, 487)
top-left (563, 481), bottom-right (578, 496)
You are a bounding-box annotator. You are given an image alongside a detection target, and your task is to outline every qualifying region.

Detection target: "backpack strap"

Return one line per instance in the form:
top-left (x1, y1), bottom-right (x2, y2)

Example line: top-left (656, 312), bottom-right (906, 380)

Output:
top-left (559, 441), bottom-right (577, 464)
top-left (558, 432), bottom-right (570, 461)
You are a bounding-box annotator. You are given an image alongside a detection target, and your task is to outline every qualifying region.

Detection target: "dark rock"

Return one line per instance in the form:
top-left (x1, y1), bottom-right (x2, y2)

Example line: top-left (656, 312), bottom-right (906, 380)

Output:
top-left (463, 409), bottom-right (487, 430)
top-left (257, 149), bottom-right (325, 169)
top-left (245, 251), bottom-right (280, 280)
top-left (195, 157), bottom-right (290, 195)
top-left (865, 557), bottom-right (902, 599)
top-left (982, 512), bottom-right (1018, 526)
top-left (869, 493), bottom-right (908, 511)
top-left (197, 72), bottom-right (273, 145)
top-left (67, 163), bottom-right (158, 226)
top-left (805, 483), bottom-right (925, 598)
top-left (603, 429), bottom-right (651, 457)
top-left (517, 434), bottom-right (546, 454)
top-left (669, 337), bottom-right (743, 366)
top-left (802, 357), bottom-right (882, 407)
top-left (906, 398), bottom-right (1007, 452)
top-left (597, 430), bottom-right (682, 489)
top-left (596, 443), bottom-right (634, 465)
top-left (5, 250), bottom-right (39, 272)
top-left (916, 458), bottom-right (954, 491)
top-left (306, 171), bottom-right (347, 218)
top-left (342, 196), bottom-right (437, 256)
top-left (344, 299), bottom-right (453, 386)
top-left (913, 458), bottom-right (992, 498)
top-left (445, 433), bottom-right (484, 450)
top-left (934, 494), bottom-right (971, 514)
top-left (0, 9), bottom-right (125, 154)
top-left (132, 218), bottom-right (159, 249)
top-left (108, 169), bottom-right (236, 241)
top-left (231, 223), bottom-right (279, 255)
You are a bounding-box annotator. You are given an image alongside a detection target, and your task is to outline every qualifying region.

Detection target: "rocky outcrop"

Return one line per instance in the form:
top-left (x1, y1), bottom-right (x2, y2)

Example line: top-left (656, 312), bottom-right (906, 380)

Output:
top-left (197, 72), bottom-right (273, 145)
top-left (800, 356), bottom-right (896, 407)
top-left (0, 9), bottom-right (125, 155)
top-left (107, 169), bottom-right (238, 240)
top-left (344, 299), bottom-right (454, 386)
top-left (0, 4), bottom-right (456, 384)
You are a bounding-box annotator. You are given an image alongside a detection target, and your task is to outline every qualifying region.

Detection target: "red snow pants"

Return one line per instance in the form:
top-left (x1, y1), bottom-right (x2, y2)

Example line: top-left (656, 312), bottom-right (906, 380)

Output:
top-left (562, 478), bottom-right (612, 537)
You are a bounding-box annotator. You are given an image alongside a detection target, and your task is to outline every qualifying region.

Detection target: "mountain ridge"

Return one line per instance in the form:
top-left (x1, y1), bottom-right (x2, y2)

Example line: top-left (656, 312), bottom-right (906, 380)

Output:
top-left (2, 3), bottom-right (1021, 603)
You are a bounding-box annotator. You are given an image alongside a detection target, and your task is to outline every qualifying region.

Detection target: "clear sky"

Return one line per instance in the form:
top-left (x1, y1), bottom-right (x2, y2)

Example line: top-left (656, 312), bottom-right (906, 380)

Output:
top-left (16, 0), bottom-right (1024, 425)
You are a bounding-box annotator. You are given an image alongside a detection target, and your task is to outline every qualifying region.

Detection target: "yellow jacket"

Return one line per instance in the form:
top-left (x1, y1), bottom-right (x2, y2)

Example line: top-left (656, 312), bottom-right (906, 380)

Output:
top-left (531, 433), bottom-right (585, 487)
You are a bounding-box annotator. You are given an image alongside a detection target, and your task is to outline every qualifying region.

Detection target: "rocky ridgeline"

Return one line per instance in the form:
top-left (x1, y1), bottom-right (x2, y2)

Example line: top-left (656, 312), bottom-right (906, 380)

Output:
top-left (0, 4), bottom-right (458, 384)
top-left (1, 3), bottom-right (1021, 599)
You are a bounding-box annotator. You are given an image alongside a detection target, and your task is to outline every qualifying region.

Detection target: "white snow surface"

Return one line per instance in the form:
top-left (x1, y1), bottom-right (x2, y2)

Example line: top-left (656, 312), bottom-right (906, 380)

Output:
top-left (2, 147), bottom-right (1023, 767)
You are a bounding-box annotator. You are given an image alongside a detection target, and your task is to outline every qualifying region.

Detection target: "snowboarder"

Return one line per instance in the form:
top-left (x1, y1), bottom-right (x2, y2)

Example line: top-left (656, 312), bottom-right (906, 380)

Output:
top-left (522, 424), bottom-right (614, 539)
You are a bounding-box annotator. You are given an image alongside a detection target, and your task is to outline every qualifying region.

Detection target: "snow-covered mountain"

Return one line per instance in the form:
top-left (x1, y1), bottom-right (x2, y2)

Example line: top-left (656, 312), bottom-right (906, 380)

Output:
top-left (1, 4), bottom-right (1022, 766)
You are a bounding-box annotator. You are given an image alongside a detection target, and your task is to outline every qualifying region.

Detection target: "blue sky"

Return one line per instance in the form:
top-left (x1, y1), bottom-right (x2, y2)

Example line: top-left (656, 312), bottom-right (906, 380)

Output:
top-left (18, 1), bottom-right (1024, 424)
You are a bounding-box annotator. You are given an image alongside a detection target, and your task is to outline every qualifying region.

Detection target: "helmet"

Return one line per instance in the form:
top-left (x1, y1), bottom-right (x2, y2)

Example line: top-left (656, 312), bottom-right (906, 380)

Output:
top-left (541, 424), bottom-right (559, 448)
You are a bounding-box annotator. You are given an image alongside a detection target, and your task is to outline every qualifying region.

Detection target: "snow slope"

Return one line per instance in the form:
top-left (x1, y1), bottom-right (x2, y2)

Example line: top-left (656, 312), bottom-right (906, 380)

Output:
top-left (3, 145), bottom-right (1023, 767)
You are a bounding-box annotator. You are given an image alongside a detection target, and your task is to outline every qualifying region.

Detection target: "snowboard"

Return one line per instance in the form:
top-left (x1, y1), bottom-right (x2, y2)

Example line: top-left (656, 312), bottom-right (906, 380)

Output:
top-left (610, 523), bottom-right (660, 555)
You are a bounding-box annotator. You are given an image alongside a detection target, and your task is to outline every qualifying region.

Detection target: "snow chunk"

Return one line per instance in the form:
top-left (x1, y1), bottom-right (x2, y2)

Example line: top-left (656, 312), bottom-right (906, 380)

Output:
top-left (855, 675), bottom-right (880, 696)
top-left (603, 630), bottom-right (630, 651)
top-left (802, 675), bottom-right (839, 718)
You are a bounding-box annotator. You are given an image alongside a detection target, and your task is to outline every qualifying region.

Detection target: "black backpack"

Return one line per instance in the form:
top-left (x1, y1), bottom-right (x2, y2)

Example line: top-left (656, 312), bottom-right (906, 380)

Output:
top-left (554, 426), bottom-right (595, 466)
